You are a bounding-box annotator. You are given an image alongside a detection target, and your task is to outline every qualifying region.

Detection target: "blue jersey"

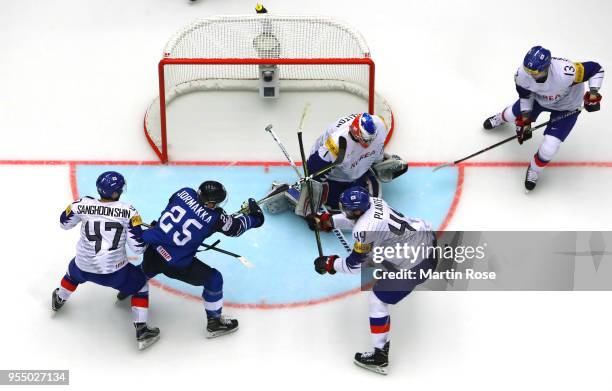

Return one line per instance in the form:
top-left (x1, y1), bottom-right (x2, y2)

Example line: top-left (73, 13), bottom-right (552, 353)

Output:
top-left (142, 187), bottom-right (261, 267)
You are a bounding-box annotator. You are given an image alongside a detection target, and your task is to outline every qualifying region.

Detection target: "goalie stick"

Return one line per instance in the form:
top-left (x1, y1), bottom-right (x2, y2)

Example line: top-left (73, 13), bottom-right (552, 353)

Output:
top-left (300, 135), bottom-right (347, 183)
top-left (264, 121), bottom-right (352, 253)
top-left (433, 108), bottom-right (583, 172)
top-left (298, 130), bottom-right (323, 256)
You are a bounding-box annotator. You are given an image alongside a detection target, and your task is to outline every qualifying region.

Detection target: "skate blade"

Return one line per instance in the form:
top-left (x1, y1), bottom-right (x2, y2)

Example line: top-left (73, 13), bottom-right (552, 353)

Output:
top-left (353, 359), bottom-right (388, 375)
top-left (206, 325), bottom-right (239, 339)
top-left (137, 335), bottom-right (160, 351)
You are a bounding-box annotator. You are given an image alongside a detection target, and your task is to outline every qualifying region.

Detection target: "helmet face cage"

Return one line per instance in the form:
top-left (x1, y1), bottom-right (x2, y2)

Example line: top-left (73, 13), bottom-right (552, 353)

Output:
top-left (338, 186), bottom-right (371, 219)
top-left (349, 114), bottom-right (377, 147)
top-left (339, 202), bottom-right (361, 220)
top-left (523, 46), bottom-right (551, 81)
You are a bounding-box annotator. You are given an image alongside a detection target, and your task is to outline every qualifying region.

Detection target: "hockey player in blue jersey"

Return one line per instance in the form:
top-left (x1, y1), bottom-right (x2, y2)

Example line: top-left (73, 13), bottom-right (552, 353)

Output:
top-left (483, 46), bottom-right (604, 191)
top-left (141, 180), bottom-right (264, 338)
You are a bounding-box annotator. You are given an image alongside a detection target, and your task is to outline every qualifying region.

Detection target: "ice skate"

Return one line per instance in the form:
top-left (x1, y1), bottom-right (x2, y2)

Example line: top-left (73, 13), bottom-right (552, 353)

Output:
top-left (51, 288), bottom-right (66, 312)
top-left (353, 342), bottom-right (389, 375)
top-left (483, 113), bottom-right (504, 130)
top-left (206, 315), bottom-right (239, 338)
top-left (116, 291), bottom-right (130, 301)
top-left (524, 166), bottom-right (539, 193)
top-left (135, 323), bottom-right (160, 350)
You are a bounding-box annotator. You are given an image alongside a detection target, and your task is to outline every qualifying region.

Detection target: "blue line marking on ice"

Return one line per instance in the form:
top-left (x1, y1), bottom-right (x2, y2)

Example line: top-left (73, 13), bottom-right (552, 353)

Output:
top-left (76, 165), bottom-right (458, 306)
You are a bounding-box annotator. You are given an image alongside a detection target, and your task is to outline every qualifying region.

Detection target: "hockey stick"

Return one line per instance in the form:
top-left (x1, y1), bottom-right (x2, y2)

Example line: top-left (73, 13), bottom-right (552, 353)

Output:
top-left (298, 131), bottom-right (324, 257)
top-left (141, 223), bottom-right (254, 268)
top-left (265, 124), bottom-right (302, 178)
top-left (265, 123), bottom-right (352, 253)
top-left (433, 108), bottom-right (583, 172)
top-left (300, 136), bottom-right (348, 182)
top-left (196, 242), bottom-right (254, 268)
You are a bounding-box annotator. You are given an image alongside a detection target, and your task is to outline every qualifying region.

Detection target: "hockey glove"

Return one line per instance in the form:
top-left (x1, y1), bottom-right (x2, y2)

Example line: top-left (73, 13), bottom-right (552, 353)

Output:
top-left (314, 255), bottom-right (338, 275)
top-left (305, 212), bottom-right (334, 232)
top-left (372, 154), bottom-right (409, 183)
top-left (584, 90), bottom-right (602, 112)
top-left (515, 114), bottom-right (533, 144)
top-left (243, 198), bottom-right (264, 228)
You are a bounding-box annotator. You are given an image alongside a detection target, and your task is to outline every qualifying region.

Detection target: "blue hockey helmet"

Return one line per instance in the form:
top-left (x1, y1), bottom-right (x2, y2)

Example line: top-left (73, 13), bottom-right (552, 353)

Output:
top-left (523, 46), bottom-right (551, 79)
top-left (349, 113), bottom-right (377, 147)
top-left (96, 171), bottom-right (126, 200)
top-left (339, 186), bottom-right (371, 219)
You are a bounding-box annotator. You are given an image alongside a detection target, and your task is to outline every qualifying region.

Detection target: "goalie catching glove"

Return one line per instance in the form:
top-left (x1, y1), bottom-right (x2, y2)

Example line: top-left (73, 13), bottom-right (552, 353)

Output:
top-left (372, 154), bottom-right (408, 183)
top-left (314, 255), bottom-right (338, 275)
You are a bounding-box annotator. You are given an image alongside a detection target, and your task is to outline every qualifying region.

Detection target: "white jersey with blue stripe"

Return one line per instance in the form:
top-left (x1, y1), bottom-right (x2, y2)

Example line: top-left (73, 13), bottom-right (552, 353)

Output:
top-left (60, 197), bottom-right (146, 274)
top-left (309, 113), bottom-right (389, 182)
top-left (515, 57), bottom-right (585, 111)
top-left (332, 197), bottom-right (434, 273)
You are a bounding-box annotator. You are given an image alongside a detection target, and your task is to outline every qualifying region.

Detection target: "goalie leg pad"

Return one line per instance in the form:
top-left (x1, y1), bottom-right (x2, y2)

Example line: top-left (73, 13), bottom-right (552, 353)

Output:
top-left (261, 182), bottom-right (291, 214)
top-left (294, 180), bottom-right (328, 217)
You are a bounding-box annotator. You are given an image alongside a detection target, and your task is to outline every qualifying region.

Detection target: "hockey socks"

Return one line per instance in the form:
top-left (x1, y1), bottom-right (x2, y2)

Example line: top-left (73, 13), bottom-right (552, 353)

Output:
top-left (131, 283), bottom-right (150, 324)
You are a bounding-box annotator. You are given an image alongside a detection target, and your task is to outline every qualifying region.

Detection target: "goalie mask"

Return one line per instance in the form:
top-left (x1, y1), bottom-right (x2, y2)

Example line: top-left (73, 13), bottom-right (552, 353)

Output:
top-left (349, 113), bottom-right (377, 147)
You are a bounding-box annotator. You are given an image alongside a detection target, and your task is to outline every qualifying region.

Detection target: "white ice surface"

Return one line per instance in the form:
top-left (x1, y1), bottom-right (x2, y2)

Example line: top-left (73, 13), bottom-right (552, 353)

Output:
top-left (2, 0), bottom-right (612, 390)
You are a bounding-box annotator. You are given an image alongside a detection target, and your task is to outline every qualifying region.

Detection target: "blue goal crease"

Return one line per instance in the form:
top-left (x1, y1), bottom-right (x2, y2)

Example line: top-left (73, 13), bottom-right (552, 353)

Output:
top-left (75, 165), bottom-right (458, 305)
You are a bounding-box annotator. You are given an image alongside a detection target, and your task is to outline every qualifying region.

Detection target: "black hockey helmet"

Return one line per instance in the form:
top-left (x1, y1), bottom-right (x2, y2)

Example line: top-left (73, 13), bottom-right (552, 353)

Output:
top-left (197, 180), bottom-right (227, 207)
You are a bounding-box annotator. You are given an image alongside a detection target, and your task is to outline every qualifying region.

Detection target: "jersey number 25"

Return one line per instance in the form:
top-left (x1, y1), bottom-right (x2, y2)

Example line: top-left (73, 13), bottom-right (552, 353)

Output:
top-left (159, 206), bottom-right (203, 246)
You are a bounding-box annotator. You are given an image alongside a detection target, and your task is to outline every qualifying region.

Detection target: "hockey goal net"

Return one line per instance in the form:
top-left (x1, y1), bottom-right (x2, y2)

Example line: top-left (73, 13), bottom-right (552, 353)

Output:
top-left (144, 14), bottom-right (394, 163)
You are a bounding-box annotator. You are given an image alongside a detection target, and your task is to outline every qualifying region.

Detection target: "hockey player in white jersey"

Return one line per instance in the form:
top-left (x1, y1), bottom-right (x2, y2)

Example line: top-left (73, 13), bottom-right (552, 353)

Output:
top-left (51, 171), bottom-right (159, 350)
top-left (308, 186), bottom-right (438, 374)
top-left (483, 46), bottom-right (604, 191)
top-left (265, 113), bottom-right (407, 215)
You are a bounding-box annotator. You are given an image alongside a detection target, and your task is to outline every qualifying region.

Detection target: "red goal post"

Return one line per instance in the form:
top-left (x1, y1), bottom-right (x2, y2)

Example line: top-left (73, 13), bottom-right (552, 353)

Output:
top-left (144, 15), bottom-right (394, 163)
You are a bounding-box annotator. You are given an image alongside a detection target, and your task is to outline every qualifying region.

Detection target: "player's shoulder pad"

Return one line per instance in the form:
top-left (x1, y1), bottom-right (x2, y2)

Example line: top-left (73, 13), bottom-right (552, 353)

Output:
top-left (334, 113), bottom-right (360, 128)
top-left (514, 67), bottom-right (532, 89)
top-left (176, 186), bottom-right (196, 196)
top-left (123, 204), bottom-right (143, 226)
top-left (552, 57), bottom-right (583, 83)
top-left (65, 197), bottom-right (87, 215)
top-left (324, 134), bottom-right (341, 158)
